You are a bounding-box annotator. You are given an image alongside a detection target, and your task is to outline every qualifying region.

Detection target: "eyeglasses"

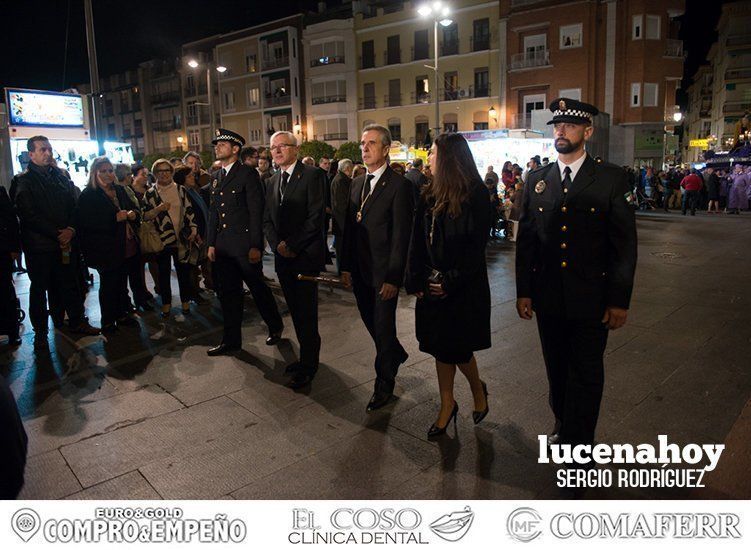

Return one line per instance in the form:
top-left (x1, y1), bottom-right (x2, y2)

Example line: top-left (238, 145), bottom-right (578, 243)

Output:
top-left (269, 143), bottom-right (296, 152)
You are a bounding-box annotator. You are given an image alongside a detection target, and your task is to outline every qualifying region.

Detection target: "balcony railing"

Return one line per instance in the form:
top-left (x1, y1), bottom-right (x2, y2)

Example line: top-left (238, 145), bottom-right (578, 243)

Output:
top-left (441, 40), bottom-right (459, 56)
top-left (410, 91), bottom-right (432, 104)
top-left (510, 49), bottom-right (550, 70)
top-left (359, 97), bottom-right (377, 109)
top-left (727, 35), bottom-right (751, 47)
top-left (265, 94), bottom-right (291, 107)
top-left (262, 55), bottom-right (289, 71)
top-left (152, 121), bottom-right (181, 132)
top-left (723, 102), bottom-right (751, 114)
top-left (471, 35), bottom-right (491, 52)
top-left (310, 55), bottom-right (345, 67)
top-left (384, 93), bottom-right (402, 107)
top-left (439, 85), bottom-right (491, 100)
top-left (384, 49), bottom-right (401, 65)
top-left (186, 114), bottom-right (210, 126)
top-left (360, 55), bottom-right (376, 69)
top-left (323, 133), bottom-right (348, 141)
top-left (664, 39), bottom-right (684, 57)
top-left (151, 91), bottom-right (181, 104)
top-left (726, 68), bottom-right (751, 81)
top-left (412, 46), bottom-right (430, 61)
top-left (312, 94), bottom-right (347, 105)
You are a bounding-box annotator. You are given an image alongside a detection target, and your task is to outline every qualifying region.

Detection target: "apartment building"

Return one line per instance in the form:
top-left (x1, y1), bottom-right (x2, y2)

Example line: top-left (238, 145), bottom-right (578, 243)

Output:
top-left (683, 64), bottom-right (713, 164)
top-left (140, 58), bottom-right (184, 154)
top-left (214, 15), bottom-right (306, 147)
top-left (77, 69), bottom-right (149, 156)
top-left (303, 4), bottom-right (360, 146)
top-left (501, 0), bottom-right (685, 167)
top-left (355, 0), bottom-right (500, 146)
top-left (180, 36), bottom-right (224, 153)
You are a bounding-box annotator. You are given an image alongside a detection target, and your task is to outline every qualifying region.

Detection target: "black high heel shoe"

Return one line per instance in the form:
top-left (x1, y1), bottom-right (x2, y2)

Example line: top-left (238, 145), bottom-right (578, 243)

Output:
top-left (472, 381), bottom-right (489, 425)
top-left (428, 401), bottom-right (459, 438)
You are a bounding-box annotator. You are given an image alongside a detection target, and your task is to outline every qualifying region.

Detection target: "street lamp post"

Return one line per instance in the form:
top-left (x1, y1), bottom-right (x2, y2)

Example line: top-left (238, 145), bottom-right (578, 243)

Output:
top-left (187, 58), bottom-right (226, 141)
top-left (418, 3), bottom-right (452, 141)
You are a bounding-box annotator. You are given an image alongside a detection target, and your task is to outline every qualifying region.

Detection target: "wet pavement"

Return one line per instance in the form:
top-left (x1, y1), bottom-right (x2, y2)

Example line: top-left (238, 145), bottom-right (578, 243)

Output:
top-left (2, 211), bottom-right (751, 499)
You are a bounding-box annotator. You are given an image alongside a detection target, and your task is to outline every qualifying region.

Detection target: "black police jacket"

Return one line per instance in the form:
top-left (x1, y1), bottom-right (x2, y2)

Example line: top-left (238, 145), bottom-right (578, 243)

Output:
top-left (515, 155), bottom-right (637, 320)
top-left (0, 186), bottom-right (20, 254)
top-left (207, 162), bottom-right (265, 258)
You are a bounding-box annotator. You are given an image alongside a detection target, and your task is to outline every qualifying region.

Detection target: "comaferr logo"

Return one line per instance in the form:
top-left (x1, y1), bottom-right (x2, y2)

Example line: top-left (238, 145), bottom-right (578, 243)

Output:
top-left (507, 507), bottom-right (542, 543)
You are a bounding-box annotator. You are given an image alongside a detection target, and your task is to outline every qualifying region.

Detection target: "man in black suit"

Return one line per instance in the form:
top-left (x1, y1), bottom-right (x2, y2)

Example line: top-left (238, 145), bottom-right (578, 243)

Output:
top-left (404, 157), bottom-right (427, 205)
top-left (515, 98), bottom-right (637, 449)
top-left (330, 158), bottom-right (353, 274)
top-left (263, 131), bottom-right (327, 389)
top-left (206, 128), bottom-right (284, 356)
top-left (341, 125), bottom-right (414, 411)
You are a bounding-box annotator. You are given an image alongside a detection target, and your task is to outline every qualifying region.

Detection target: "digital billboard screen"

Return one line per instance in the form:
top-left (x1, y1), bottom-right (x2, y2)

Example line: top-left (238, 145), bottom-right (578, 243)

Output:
top-left (5, 88), bottom-right (85, 128)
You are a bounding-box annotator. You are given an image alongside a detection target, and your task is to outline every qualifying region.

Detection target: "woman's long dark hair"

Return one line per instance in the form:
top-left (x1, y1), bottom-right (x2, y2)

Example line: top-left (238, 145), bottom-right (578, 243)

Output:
top-left (427, 132), bottom-right (482, 218)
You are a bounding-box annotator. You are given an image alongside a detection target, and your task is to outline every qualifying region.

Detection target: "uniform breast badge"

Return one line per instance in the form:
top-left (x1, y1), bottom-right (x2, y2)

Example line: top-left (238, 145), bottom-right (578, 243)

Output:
top-left (535, 180), bottom-right (547, 194)
top-left (356, 211), bottom-right (363, 223)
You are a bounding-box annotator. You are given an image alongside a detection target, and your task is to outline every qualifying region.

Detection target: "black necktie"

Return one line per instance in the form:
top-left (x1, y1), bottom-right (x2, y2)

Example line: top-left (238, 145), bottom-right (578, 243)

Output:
top-left (281, 171), bottom-right (289, 197)
top-left (562, 166), bottom-right (572, 193)
top-left (221, 167), bottom-right (227, 179)
top-left (363, 174), bottom-right (375, 199)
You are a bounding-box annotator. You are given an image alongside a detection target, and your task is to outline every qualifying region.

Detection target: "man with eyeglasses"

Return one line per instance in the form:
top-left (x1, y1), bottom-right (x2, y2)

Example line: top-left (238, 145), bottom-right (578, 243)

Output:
top-left (515, 98), bottom-right (637, 459)
top-left (263, 131), bottom-right (327, 389)
top-left (206, 129), bottom-right (284, 356)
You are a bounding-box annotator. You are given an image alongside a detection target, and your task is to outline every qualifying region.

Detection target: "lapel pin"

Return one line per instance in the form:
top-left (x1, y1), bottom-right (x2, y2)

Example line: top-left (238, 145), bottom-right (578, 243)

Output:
top-left (535, 180), bottom-right (546, 194)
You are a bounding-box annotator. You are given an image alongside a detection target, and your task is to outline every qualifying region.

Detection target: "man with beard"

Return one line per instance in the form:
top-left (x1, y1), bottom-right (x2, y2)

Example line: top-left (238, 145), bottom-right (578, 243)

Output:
top-left (515, 98), bottom-right (637, 454)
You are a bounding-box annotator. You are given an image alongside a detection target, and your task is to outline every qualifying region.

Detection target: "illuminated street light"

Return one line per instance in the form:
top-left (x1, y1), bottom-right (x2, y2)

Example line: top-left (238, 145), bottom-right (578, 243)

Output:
top-left (673, 112), bottom-right (683, 122)
top-left (187, 59), bottom-right (199, 68)
top-left (216, 65), bottom-right (227, 73)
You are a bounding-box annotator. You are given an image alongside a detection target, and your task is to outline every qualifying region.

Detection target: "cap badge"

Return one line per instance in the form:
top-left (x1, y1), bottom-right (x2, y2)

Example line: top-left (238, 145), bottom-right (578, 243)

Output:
top-left (559, 99), bottom-right (567, 111)
top-left (535, 180), bottom-right (546, 194)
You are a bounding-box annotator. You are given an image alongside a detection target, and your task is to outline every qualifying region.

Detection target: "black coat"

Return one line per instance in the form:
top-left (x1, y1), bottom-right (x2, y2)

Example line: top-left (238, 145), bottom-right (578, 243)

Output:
top-left (406, 181), bottom-right (492, 355)
top-left (75, 185), bottom-right (140, 271)
top-left (207, 162), bottom-right (266, 258)
top-left (341, 165), bottom-right (414, 288)
top-left (404, 167), bottom-right (427, 204)
top-left (263, 161), bottom-right (327, 274)
top-left (0, 186), bottom-right (20, 255)
top-left (330, 171), bottom-right (352, 235)
top-left (515, 155), bottom-right (637, 320)
top-left (12, 164), bottom-right (78, 254)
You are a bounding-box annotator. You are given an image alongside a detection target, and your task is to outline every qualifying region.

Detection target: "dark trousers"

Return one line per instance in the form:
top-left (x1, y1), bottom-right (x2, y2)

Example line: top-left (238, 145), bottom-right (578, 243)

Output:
top-left (156, 247), bottom-right (192, 305)
top-left (682, 190), bottom-right (699, 215)
top-left (277, 269), bottom-right (320, 372)
top-left (213, 254), bottom-right (283, 347)
top-left (0, 255), bottom-right (18, 339)
top-left (97, 264), bottom-right (129, 326)
top-left (124, 254), bottom-right (150, 307)
top-left (352, 273), bottom-right (407, 394)
top-left (25, 250), bottom-right (85, 332)
top-left (536, 314), bottom-right (609, 446)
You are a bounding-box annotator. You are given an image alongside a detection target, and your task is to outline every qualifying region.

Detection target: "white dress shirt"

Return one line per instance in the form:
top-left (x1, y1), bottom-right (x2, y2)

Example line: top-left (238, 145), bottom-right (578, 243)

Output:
top-left (557, 153), bottom-right (587, 182)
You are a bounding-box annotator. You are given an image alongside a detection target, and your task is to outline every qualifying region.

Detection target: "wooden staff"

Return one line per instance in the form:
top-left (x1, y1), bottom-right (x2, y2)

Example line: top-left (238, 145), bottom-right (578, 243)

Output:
top-left (296, 274), bottom-right (350, 290)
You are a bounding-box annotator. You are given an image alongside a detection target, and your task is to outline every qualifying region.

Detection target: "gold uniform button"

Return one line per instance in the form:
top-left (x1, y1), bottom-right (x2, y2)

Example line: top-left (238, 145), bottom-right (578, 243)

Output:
top-left (561, 225), bottom-right (568, 232)
top-left (222, 223), bottom-right (227, 228)
top-left (590, 207), bottom-right (596, 213)
top-left (221, 213), bottom-right (225, 217)
top-left (561, 242), bottom-right (567, 249)
top-left (561, 206), bottom-right (567, 213)
top-left (561, 261), bottom-right (568, 268)
top-left (221, 203), bottom-right (225, 207)
top-left (220, 192), bottom-right (224, 196)
top-left (538, 207), bottom-right (543, 212)
top-left (563, 188), bottom-right (568, 193)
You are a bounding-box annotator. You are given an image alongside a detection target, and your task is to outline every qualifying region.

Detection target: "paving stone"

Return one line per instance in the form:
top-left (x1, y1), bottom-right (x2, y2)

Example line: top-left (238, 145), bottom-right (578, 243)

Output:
top-left (65, 471), bottom-right (162, 500)
top-left (19, 450), bottom-right (82, 499)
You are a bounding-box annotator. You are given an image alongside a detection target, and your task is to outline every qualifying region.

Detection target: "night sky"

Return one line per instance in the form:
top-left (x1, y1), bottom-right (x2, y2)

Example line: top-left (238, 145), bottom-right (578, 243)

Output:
top-left (0, 0), bottom-right (728, 101)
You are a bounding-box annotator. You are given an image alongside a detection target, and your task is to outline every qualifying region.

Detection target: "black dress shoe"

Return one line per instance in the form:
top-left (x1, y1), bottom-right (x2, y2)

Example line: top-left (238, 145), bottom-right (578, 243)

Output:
top-left (366, 392), bottom-right (394, 412)
top-left (266, 330), bottom-right (283, 346)
top-left (287, 371), bottom-right (315, 389)
top-left (284, 361), bottom-right (303, 375)
top-left (428, 401), bottom-right (459, 438)
top-left (472, 380), bottom-right (490, 425)
top-left (207, 343), bottom-right (241, 356)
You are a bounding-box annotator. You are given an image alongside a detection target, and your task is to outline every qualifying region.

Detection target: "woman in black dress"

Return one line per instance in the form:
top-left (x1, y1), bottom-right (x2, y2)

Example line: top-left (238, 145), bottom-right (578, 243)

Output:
top-left (406, 133), bottom-right (492, 438)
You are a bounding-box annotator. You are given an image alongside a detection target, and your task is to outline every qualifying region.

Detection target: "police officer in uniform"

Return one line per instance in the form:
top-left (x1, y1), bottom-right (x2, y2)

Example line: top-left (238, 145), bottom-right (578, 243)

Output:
top-left (207, 129), bottom-right (284, 356)
top-left (515, 98), bottom-right (637, 448)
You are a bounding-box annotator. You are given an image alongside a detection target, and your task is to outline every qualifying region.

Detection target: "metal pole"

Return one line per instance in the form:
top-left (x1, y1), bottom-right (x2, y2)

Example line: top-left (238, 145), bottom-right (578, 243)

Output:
top-left (83, 0), bottom-right (103, 153)
top-left (433, 19), bottom-right (440, 139)
top-left (206, 65), bottom-right (214, 139)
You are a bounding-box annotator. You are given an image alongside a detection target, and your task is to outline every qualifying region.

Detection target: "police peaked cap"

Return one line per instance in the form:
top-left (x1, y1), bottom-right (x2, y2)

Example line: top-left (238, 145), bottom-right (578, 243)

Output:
top-left (547, 98), bottom-right (599, 125)
top-left (212, 128), bottom-right (246, 147)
